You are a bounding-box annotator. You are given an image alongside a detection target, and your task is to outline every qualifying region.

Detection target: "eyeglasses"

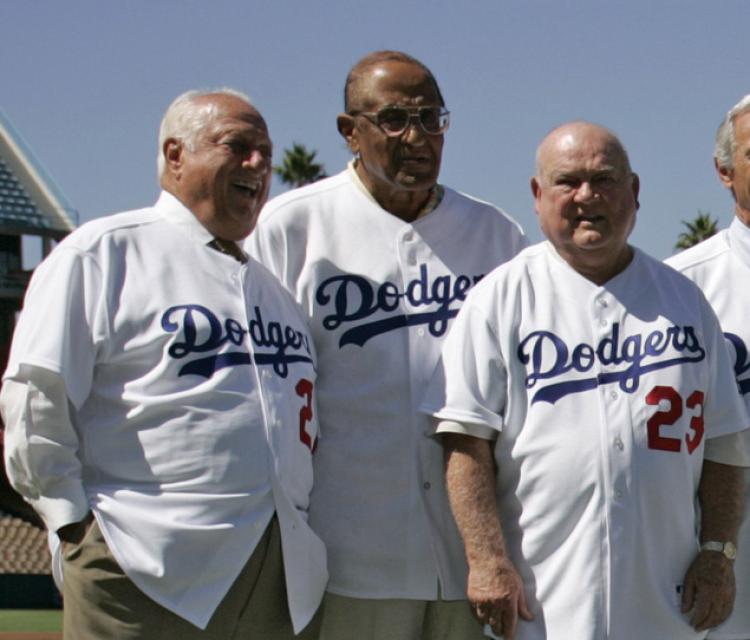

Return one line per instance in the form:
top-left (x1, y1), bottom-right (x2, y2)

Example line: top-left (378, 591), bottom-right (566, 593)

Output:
top-left (349, 106), bottom-right (450, 137)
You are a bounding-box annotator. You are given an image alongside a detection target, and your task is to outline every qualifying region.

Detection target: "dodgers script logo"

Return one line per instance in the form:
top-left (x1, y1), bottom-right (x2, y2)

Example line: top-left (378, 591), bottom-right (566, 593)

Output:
top-left (519, 322), bottom-right (706, 405)
top-left (725, 332), bottom-right (750, 395)
top-left (315, 264), bottom-right (483, 347)
top-left (161, 304), bottom-right (313, 378)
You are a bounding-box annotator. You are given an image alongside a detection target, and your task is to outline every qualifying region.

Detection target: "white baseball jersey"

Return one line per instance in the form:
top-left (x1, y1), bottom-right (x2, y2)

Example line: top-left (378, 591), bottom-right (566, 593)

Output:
top-left (247, 166), bottom-right (527, 599)
top-left (422, 241), bottom-right (748, 640)
top-left (666, 216), bottom-right (750, 640)
top-left (1, 191), bottom-right (327, 632)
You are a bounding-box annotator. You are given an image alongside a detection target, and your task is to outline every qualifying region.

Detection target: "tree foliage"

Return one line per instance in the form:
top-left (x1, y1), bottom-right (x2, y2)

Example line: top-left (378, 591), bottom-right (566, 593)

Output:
top-left (674, 211), bottom-right (719, 251)
top-left (274, 143), bottom-right (327, 189)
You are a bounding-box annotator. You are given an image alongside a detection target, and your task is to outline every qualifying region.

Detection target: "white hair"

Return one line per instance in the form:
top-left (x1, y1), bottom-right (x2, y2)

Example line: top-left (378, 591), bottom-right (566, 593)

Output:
top-left (715, 94), bottom-right (750, 170)
top-left (157, 87), bottom-right (253, 177)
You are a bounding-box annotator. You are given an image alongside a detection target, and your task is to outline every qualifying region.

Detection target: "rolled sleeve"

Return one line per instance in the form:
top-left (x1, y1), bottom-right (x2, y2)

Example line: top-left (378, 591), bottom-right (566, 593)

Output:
top-left (1, 368), bottom-right (89, 532)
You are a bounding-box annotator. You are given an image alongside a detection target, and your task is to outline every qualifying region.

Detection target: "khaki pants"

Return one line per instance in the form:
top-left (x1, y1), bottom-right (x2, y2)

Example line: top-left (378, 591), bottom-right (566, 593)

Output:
top-left (317, 592), bottom-right (484, 640)
top-left (62, 516), bottom-right (321, 640)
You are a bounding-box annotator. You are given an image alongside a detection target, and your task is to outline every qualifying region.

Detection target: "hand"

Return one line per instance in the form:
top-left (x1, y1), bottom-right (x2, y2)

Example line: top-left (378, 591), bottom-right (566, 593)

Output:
top-left (56, 512), bottom-right (94, 547)
top-left (467, 556), bottom-right (533, 639)
top-left (681, 550), bottom-right (735, 631)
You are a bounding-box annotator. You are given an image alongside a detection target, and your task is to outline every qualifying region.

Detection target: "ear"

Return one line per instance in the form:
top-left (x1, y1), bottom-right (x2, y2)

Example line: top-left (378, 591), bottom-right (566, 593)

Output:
top-left (530, 176), bottom-right (542, 214)
top-left (630, 172), bottom-right (641, 210)
top-left (337, 113), bottom-right (358, 154)
top-left (163, 138), bottom-right (184, 176)
top-left (715, 158), bottom-right (735, 190)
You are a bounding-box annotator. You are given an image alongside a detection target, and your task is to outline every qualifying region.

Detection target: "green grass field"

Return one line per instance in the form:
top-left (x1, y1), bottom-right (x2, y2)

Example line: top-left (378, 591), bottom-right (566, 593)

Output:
top-left (0, 610), bottom-right (62, 632)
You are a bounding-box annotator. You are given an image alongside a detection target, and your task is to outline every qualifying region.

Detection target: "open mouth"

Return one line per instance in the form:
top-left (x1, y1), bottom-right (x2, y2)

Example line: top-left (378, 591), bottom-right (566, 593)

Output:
top-left (233, 180), bottom-right (261, 198)
top-left (577, 214), bottom-right (605, 225)
top-left (400, 155), bottom-right (431, 164)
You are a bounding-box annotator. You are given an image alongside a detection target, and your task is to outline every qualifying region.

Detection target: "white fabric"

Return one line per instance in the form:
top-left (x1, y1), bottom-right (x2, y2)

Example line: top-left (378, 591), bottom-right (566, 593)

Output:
top-left (0, 191), bottom-right (327, 632)
top-left (423, 241), bottom-right (749, 640)
top-left (667, 217), bottom-right (750, 640)
top-left (247, 168), bottom-right (527, 599)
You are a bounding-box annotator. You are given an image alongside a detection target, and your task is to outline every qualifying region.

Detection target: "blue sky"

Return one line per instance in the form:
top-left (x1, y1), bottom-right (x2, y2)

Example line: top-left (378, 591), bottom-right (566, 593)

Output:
top-left (2, 1), bottom-right (747, 259)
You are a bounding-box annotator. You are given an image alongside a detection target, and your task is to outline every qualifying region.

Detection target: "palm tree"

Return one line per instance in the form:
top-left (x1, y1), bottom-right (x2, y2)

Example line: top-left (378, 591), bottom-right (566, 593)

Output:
top-left (674, 211), bottom-right (719, 251)
top-left (274, 143), bottom-right (326, 189)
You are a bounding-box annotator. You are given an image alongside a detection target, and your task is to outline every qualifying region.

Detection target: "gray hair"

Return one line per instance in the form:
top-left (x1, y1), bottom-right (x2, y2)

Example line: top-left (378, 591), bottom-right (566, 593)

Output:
top-left (715, 94), bottom-right (750, 170)
top-left (157, 87), bottom-right (253, 177)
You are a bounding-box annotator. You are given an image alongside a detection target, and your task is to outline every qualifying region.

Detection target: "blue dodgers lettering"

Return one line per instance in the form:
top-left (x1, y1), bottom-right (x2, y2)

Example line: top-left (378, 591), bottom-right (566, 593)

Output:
top-left (518, 322), bottom-right (706, 404)
top-left (315, 264), bottom-right (481, 347)
top-left (725, 332), bottom-right (750, 395)
top-left (161, 304), bottom-right (312, 378)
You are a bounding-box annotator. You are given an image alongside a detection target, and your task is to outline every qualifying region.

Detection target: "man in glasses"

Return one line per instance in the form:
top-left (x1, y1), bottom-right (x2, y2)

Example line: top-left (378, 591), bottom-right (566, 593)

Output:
top-left (248, 51), bottom-right (527, 640)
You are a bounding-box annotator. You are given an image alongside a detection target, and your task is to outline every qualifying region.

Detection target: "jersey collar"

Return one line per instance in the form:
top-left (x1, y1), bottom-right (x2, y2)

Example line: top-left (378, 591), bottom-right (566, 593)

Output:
top-left (729, 215), bottom-right (750, 269)
top-left (156, 190), bottom-right (214, 246)
top-left (346, 160), bottom-right (444, 218)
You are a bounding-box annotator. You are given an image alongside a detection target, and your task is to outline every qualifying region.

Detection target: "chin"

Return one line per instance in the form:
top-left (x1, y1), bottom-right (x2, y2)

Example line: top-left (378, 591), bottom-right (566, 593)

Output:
top-left (398, 175), bottom-right (438, 190)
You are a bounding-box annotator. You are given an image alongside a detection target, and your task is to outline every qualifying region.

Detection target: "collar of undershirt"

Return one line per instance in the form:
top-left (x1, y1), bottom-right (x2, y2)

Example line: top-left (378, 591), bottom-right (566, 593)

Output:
top-left (207, 238), bottom-right (248, 263)
top-left (347, 160), bottom-right (444, 218)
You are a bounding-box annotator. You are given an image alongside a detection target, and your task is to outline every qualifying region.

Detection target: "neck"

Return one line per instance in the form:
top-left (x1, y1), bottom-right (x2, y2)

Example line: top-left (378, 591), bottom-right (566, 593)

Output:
top-left (736, 205), bottom-right (750, 228)
top-left (561, 245), bottom-right (635, 285)
top-left (355, 162), bottom-right (433, 223)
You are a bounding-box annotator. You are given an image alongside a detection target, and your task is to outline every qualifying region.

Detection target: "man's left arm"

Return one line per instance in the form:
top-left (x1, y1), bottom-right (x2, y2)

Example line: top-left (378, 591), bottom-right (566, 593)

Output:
top-left (681, 459), bottom-right (745, 631)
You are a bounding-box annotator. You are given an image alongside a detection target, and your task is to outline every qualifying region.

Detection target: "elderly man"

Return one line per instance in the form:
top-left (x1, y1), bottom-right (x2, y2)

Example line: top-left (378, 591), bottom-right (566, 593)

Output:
top-left (0, 89), bottom-right (326, 639)
top-left (248, 51), bottom-right (527, 639)
top-left (667, 96), bottom-right (750, 640)
top-left (423, 121), bottom-right (749, 639)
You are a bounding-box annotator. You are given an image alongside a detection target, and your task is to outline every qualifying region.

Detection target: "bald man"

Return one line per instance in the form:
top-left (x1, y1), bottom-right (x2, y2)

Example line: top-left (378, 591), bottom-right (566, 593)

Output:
top-left (248, 51), bottom-right (527, 640)
top-left (422, 122), bottom-right (749, 640)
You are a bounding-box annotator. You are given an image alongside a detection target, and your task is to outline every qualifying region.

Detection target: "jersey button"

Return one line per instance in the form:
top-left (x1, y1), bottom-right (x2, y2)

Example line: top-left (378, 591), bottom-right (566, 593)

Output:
top-left (423, 482), bottom-right (431, 490)
top-left (417, 328), bottom-right (425, 337)
top-left (403, 231), bottom-right (414, 242)
top-left (614, 489), bottom-right (623, 499)
top-left (614, 436), bottom-right (624, 451)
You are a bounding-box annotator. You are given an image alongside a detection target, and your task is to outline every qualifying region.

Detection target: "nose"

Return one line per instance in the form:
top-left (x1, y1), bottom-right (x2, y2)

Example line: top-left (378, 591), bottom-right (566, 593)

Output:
top-left (243, 149), bottom-right (270, 173)
top-left (574, 181), bottom-right (595, 202)
top-left (402, 116), bottom-right (427, 144)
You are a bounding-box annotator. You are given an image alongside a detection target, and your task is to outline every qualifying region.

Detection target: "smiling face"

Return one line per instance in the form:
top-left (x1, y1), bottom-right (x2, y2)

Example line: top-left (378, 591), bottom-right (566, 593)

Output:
top-left (531, 122), bottom-right (640, 284)
top-left (338, 60), bottom-right (444, 220)
top-left (162, 94), bottom-right (272, 241)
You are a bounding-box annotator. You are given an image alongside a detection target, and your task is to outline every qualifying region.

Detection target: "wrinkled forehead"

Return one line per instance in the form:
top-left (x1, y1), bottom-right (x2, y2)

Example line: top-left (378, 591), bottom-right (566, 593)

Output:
top-left (350, 61), bottom-right (441, 111)
top-left (201, 101), bottom-right (270, 141)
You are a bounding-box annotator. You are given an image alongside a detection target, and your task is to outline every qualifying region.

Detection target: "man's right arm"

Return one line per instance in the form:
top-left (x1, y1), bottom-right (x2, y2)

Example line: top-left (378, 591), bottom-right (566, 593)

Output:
top-left (443, 431), bottom-right (532, 639)
top-left (0, 369), bottom-right (90, 535)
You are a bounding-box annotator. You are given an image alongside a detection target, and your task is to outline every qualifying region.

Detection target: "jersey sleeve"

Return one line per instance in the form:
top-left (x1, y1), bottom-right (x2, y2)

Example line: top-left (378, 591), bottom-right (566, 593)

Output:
top-left (1, 245), bottom-right (105, 531)
top-left (422, 299), bottom-right (508, 432)
top-left (4, 246), bottom-right (104, 409)
top-left (0, 371), bottom-right (89, 532)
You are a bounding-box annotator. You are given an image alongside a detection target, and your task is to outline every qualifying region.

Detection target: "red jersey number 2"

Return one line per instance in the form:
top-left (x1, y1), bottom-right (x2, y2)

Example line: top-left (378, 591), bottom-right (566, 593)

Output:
top-left (295, 378), bottom-right (318, 453)
top-left (646, 385), bottom-right (704, 454)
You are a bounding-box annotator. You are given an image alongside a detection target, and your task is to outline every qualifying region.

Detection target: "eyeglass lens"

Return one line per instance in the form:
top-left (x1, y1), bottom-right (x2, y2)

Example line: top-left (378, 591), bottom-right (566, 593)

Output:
top-left (377, 107), bottom-right (448, 134)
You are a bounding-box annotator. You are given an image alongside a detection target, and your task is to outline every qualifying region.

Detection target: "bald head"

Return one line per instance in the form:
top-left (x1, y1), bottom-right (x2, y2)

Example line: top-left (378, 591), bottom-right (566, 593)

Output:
top-left (535, 122), bottom-right (632, 183)
top-left (344, 50), bottom-right (444, 113)
top-left (530, 121), bottom-right (639, 284)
